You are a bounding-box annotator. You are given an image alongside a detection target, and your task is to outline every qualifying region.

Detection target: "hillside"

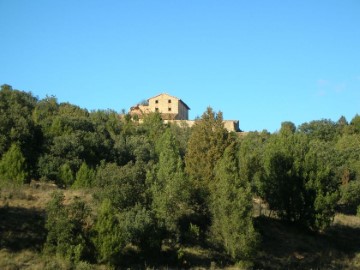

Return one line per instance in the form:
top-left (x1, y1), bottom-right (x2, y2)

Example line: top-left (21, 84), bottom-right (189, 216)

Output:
top-left (1, 85), bottom-right (360, 269)
top-left (1, 185), bottom-right (360, 269)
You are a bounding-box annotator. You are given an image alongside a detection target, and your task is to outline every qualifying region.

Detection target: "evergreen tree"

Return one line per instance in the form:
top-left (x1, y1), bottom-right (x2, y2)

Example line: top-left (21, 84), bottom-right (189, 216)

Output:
top-left (72, 162), bottom-right (95, 188)
top-left (93, 199), bottom-right (124, 265)
top-left (211, 142), bottom-right (259, 261)
top-left (185, 107), bottom-right (230, 189)
top-left (151, 129), bottom-right (192, 238)
top-left (184, 107), bottom-right (231, 236)
top-left (0, 143), bottom-right (28, 186)
top-left (59, 163), bottom-right (74, 187)
top-left (261, 131), bottom-right (338, 229)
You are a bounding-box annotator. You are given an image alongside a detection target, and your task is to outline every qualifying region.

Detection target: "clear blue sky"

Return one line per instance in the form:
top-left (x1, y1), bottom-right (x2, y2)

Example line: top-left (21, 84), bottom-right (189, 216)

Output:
top-left (1, 1), bottom-right (359, 132)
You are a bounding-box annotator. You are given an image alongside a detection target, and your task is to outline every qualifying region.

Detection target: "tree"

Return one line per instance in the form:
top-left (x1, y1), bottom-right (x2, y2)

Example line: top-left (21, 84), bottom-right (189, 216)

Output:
top-left (211, 142), bottom-right (259, 261)
top-left (72, 162), bottom-right (95, 189)
top-left (279, 121), bottom-right (296, 135)
top-left (150, 128), bottom-right (192, 239)
top-left (238, 131), bottom-right (270, 196)
top-left (0, 143), bottom-right (28, 186)
top-left (183, 107), bottom-right (232, 238)
top-left (185, 107), bottom-right (230, 189)
top-left (59, 163), bottom-right (74, 187)
top-left (261, 133), bottom-right (311, 223)
top-left (0, 84), bottom-right (41, 177)
top-left (298, 119), bottom-right (338, 142)
top-left (261, 131), bottom-right (338, 229)
top-left (93, 199), bottom-right (125, 265)
top-left (44, 191), bottom-right (92, 263)
top-left (94, 161), bottom-right (147, 211)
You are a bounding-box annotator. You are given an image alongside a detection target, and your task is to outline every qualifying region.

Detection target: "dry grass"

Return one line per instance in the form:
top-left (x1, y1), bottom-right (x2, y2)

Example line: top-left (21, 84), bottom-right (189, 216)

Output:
top-left (334, 213), bottom-right (360, 228)
top-left (0, 183), bottom-right (94, 210)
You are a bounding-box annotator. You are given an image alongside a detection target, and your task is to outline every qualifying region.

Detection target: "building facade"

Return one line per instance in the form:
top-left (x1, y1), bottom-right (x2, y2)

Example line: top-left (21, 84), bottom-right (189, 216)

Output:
top-left (129, 93), bottom-right (240, 132)
top-left (130, 93), bottom-right (190, 120)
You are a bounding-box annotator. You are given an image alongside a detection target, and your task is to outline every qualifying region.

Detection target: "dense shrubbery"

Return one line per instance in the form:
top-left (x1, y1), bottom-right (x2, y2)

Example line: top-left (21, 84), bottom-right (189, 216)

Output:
top-left (1, 84), bottom-right (360, 267)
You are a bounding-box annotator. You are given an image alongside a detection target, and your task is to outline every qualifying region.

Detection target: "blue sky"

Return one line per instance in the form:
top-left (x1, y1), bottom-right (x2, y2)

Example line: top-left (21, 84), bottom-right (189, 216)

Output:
top-left (1, 1), bottom-right (359, 132)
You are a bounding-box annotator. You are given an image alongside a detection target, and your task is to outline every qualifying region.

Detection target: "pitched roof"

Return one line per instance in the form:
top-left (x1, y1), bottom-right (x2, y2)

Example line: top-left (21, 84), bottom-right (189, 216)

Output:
top-left (148, 93), bottom-right (190, 110)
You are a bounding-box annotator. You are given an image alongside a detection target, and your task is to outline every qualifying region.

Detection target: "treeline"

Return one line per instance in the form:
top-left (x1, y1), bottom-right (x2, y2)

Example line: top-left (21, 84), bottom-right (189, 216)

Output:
top-left (1, 84), bottom-right (360, 267)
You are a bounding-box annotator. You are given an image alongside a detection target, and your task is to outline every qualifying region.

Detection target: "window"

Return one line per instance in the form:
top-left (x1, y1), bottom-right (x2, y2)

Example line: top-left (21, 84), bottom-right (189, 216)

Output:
top-left (168, 99), bottom-right (171, 103)
top-left (168, 107), bottom-right (172, 111)
top-left (155, 107), bottom-right (159, 111)
top-left (155, 100), bottom-right (159, 104)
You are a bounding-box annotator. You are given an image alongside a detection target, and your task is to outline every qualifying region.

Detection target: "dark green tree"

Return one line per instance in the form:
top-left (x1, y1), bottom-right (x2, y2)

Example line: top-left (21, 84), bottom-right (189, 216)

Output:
top-left (184, 107), bottom-right (231, 237)
top-left (261, 131), bottom-right (338, 229)
top-left (0, 84), bottom-right (41, 177)
top-left (185, 107), bottom-right (230, 189)
top-left (211, 142), bottom-right (259, 261)
top-left (150, 129), bottom-right (192, 239)
top-left (94, 161), bottom-right (147, 211)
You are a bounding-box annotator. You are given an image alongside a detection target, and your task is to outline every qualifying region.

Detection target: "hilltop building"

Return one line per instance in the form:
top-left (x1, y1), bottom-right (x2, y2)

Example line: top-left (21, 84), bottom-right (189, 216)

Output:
top-left (129, 93), bottom-right (240, 132)
top-left (130, 93), bottom-right (190, 120)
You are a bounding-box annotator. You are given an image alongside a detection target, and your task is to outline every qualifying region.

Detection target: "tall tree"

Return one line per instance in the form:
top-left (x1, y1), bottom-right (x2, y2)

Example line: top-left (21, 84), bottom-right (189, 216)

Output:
top-left (185, 107), bottom-right (230, 189)
top-left (150, 128), bottom-right (192, 239)
top-left (211, 142), bottom-right (259, 261)
top-left (184, 107), bottom-right (231, 236)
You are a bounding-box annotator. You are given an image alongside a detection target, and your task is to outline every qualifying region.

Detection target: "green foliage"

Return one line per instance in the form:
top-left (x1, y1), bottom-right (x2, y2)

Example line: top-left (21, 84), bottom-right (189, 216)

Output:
top-left (59, 163), bottom-right (74, 187)
top-left (185, 107), bottom-right (230, 188)
top-left (238, 131), bottom-right (269, 195)
top-left (4, 84), bottom-right (360, 266)
top-left (261, 132), bottom-right (339, 229)
top-left (44, 191), bottom-right (92, 263)
top-left (0, 84), bottom-right (40, 177)
top-left (184, 107), bottom-right (231, 237)
top-left (0, 143), bottom-right (28, 186)
top-left (211, 142), bottom-right (259, 260)
top-left (119, 204), bottom-right (161, 255)
top-left (150, 129), bottom-right (192, 239)
top-left (93, 200), bottom-right (161, 265)
top-left (298, 119), bottom-right (338, 141)
top-left (350, 114), bottom-right (360, 133)
top-left (92, 199), bottom-right (125, 265)
top-left (72, 162), bottom-right (95, 189)
top-left (94, 161), bottom-right (147, 210)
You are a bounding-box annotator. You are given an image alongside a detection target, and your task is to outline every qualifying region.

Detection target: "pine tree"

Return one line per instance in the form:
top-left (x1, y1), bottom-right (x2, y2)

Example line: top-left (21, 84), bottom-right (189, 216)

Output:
top-left (151, 129), bottom-right (191, 238)
top-left (58, 163), bottom-right (74, 187)
top-left (184, 107), bottom-right (231, 237)
top-left (0, 143), bottom-right (28, 186)
top-left (93, 199), bottom-right (124, 265)
top-left (72, 162), bottom-right (95, 188)
top-left (211, 142), bottom-right (259, 261)
top-left (185, 107), bottom-right (230, 189)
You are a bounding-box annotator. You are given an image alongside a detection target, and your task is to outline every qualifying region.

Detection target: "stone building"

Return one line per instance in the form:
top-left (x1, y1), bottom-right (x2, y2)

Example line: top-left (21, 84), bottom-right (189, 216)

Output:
top-left (129, 93), bottom-right (240, 132)
top-left (130, 93), bottom-right (190, 120)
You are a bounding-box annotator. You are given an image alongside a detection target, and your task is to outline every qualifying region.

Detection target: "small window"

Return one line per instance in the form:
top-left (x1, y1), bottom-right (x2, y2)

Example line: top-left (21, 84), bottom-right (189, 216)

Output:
top-left (168, 99), bottom-right (171, 103)
top-left (168, 107), bottom-right (172, 111)
top-left (155, 100), bottom-right (159, 104)
top-left (155, 107), bottom-right (159, 111)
